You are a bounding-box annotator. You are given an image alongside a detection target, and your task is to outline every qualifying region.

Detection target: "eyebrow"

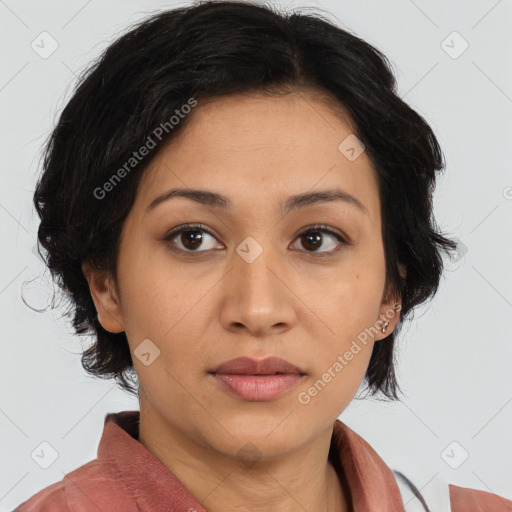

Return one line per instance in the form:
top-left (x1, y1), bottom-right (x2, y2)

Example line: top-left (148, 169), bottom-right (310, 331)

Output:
top-left (146, 187), bottom-right (369, 216)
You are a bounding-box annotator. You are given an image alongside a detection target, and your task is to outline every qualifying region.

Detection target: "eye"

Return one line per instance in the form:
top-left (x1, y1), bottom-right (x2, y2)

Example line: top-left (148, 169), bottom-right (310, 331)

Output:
top-left (291, 225), bottom-right (347, 255)
top-left (162, 223), bottom-right (348, 256)
top-left (162, 223), bottom-right (223, 253)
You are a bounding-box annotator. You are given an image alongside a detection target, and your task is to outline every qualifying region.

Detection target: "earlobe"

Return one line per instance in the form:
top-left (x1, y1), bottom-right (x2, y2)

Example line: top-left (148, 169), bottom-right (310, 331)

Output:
top-left (377, 262), bottom-right (406, 340)
top-left (376, 299), bottom-right (401, 341)
top-left (81, 262), bottom-right (125, 333)
top-left (384, 263), bottom-right (406, 336)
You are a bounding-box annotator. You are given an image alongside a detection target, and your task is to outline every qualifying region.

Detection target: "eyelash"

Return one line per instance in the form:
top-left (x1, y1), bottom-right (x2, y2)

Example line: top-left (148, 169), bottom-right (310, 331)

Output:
top-left (161, 223), bottom-right (349, 257)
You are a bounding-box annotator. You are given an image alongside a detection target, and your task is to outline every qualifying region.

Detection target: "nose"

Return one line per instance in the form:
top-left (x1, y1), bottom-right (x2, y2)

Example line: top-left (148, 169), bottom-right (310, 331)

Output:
top-left (218, 240), bottom-right (297, 337)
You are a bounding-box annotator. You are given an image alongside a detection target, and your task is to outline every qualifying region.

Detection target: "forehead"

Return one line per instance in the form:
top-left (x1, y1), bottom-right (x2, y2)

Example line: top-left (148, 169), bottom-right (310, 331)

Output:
top-left (134, 91), bottom-right (380, 223)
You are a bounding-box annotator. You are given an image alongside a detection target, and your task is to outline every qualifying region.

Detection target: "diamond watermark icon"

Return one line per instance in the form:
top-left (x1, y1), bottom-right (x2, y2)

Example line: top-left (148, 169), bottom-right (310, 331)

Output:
top-left (236, 442), bottom-right (263, 467)
top-left (31, 441), bottom-right (59, 469)
top-left (441, 441), bottom-right (469, 469)
top-left (31, 32), bottom-right (59, 59)
top-left (236, 236), bottom-right (263, 264)
top-left (338, 134), bottom-right (365, 161)
top-left (443, 237), bottom-right (468, 272)
top-left (134, 338), bottom-right (161, 366)
top-left (441, 31), bottom-right (469, 59)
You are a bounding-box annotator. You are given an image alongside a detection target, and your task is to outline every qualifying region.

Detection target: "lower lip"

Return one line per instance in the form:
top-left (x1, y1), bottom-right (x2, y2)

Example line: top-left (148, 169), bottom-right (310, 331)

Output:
top-left (211, 373), bottom-right (304, 401)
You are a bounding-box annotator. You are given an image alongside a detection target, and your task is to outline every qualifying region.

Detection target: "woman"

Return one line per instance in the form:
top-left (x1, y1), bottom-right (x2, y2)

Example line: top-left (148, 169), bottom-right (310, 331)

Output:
top-left (13, 1), bottom-right (511, 511)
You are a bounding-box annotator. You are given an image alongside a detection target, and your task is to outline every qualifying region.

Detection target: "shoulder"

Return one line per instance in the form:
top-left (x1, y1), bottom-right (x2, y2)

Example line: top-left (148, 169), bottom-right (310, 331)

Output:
top-left (393, 466), bottom-right (511, 512)
top-left (13, 459), bottom-right (103, 512)
top-left (449, 483), bottom-right (512, 512)
top-left (13, 480), bottom-right (68, 511)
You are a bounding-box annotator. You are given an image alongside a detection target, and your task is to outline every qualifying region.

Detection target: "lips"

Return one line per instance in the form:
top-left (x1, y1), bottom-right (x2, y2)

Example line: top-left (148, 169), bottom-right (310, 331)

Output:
top-left (209, 357), bottom-right (306, 401)
top-left (209, 356), bottom-right (305, 376)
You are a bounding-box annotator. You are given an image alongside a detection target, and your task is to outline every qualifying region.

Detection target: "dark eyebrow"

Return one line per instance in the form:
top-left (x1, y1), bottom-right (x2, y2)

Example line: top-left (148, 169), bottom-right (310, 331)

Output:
top-left (146, 187), bottom-right (369, 216)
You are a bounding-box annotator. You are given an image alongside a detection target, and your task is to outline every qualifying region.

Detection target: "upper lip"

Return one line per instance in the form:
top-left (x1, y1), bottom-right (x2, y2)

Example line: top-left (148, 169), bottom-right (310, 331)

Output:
top-left (210, 356), bottom-right (305, 375)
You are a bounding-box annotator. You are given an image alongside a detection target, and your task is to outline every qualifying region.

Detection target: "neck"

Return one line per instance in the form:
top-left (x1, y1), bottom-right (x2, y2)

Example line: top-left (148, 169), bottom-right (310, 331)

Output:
top-left (137, 407), bottom-right (350, 512)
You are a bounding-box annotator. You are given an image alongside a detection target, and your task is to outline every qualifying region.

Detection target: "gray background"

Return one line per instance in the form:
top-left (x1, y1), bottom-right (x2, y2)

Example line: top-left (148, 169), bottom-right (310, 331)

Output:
top-left (1, 0), bottom-right (511, 509)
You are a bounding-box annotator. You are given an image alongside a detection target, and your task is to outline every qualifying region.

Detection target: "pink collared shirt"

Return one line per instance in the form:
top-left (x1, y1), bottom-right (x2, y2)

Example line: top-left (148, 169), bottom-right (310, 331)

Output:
top-left (14, 410), bottom-right (512, 511)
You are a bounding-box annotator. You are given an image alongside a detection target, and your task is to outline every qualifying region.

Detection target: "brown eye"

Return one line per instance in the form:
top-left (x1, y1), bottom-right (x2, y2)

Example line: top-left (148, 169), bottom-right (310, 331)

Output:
top-left (163, 224), bottom-right (223, 253)
top-left (292, 226), bottom-right (347, 254)
top-left (162, 223), bottom-right (347, 256)
top-left (300, 231), bottom-right (323, 251)
top-left (177, 229), bottom-right (205, 251)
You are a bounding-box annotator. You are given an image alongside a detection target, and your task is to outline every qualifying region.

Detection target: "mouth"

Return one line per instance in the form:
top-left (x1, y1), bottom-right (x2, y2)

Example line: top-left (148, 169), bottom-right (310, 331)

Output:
top-left (208, 356), bottom-right (306, 401)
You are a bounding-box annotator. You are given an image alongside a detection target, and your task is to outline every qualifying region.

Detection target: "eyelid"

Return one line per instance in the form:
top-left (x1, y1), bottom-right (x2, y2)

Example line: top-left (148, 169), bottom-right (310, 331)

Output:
top-left (162, 223), bottom-right (219, 243)
top-left (296, 224), bottom-right (349, 245)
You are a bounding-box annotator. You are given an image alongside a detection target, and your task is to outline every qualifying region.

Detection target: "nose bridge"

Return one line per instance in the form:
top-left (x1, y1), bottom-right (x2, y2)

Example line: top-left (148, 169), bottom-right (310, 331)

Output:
top-left (221, 231), bottom-right (294, 333)
top-left (235, 233), bottom-right (282, 305)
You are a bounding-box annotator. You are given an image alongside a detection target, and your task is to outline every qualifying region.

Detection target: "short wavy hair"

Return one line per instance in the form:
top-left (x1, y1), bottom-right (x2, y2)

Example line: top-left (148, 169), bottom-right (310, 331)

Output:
top-left (33, 0), bottom-right (457, 399)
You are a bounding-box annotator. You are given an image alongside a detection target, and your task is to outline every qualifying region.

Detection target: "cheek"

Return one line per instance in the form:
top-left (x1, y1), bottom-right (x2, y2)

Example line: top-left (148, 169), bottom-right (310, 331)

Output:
top-left (301, 279), bottom-right (379, 412)
top-left (323, 269), bottom-right (384, 336)
top-left (117, 249), bottom-right (211, 380)
top-left (116, 240), bottom-right (186, 336)
top-left (308, 264), bottom-right (383, 390)
top-left (295, 340), bottom-right (373, 421)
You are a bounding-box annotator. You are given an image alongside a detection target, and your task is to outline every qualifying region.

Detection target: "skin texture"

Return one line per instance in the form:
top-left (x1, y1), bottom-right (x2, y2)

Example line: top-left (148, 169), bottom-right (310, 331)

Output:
top-left (83, 89), bottom-right (403, 512)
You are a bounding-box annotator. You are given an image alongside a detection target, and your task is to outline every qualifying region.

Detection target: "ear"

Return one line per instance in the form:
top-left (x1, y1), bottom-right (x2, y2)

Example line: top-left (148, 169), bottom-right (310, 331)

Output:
top-left (375, 262), bottom-right (406, 341)
top-left (81, 262), bottom-right (125, 333)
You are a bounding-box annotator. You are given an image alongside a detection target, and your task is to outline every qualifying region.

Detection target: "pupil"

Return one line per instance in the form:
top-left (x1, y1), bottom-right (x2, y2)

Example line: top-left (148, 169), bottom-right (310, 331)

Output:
top-left (303, 232), bottom-right (321, 251)
top-left (182, 230), bottom-right (203, 250)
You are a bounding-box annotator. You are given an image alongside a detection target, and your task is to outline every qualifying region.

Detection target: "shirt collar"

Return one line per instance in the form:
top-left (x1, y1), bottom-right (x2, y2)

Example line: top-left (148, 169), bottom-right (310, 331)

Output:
top-left (91, 410), bottom-right (404, 511)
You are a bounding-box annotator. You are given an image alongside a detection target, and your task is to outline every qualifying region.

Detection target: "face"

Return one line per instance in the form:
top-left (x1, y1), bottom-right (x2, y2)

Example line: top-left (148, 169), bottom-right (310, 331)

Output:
top-left (84, 90), bottom-right (401, 461)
